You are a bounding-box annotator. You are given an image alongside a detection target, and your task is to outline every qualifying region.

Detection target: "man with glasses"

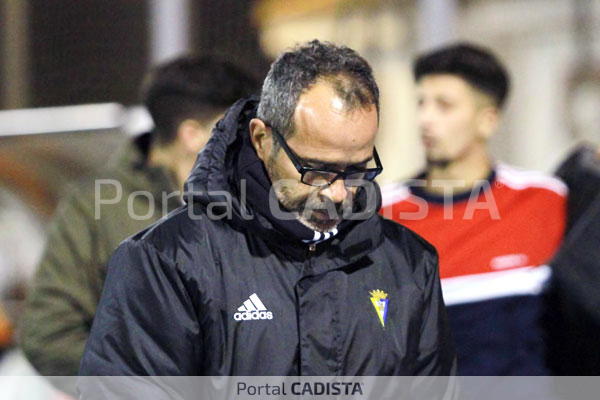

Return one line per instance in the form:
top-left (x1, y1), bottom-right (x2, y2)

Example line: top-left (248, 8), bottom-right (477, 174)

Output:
top-left (265, 126), bottom-right (383, 235)
top-left (79, 40), bottom-right (456, 382)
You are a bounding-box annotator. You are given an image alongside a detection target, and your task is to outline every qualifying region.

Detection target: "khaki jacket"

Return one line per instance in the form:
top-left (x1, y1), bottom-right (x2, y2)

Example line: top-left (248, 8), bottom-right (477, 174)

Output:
top-left (21, 133), bottom-right (181, 379)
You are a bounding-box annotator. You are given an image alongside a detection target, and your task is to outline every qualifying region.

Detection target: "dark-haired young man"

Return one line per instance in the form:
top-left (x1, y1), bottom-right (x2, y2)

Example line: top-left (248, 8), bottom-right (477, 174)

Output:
top-left (381, 43), bottom-right (567, 376)
top-left (78, 40), bottom-right (456, 382)
top-left (22, 56), bottom-right (258, 384)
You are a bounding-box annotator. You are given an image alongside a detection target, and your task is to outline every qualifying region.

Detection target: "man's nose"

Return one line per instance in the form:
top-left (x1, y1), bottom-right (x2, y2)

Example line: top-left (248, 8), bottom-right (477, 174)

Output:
top-left (417, 101), bottom-right (436, 130)
top-left (417, 107), bottom-right (433, 130)
top-left (320, 178), bottom-right (348, 204)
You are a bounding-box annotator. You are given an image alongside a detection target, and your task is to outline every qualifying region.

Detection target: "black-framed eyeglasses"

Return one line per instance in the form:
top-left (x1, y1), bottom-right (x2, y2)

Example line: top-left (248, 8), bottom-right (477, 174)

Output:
top-left (269, 125), bottom-right (383, 188)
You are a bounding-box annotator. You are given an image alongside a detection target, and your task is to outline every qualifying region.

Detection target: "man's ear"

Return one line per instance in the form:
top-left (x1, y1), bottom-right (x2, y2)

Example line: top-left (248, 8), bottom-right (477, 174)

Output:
top-left (177, 119), bottom-right (209, 153)
top-left (476, 106), bottom-right (499, 140)
top-left (249, 118), bottom-right (272, 161)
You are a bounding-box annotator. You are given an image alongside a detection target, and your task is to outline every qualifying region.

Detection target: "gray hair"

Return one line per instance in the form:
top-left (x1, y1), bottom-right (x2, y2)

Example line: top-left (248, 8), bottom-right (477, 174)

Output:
top-left (257, 40), bottom-right (379, 148)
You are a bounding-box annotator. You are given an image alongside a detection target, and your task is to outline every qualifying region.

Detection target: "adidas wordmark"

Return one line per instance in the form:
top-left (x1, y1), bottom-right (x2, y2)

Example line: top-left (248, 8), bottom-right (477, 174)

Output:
top-left (233, 293), bottom-right (273, 321)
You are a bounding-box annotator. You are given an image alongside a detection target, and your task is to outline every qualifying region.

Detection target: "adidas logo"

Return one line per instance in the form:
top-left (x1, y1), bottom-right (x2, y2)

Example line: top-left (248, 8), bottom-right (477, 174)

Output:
top-left (233, 293), bottom-right (273, 321)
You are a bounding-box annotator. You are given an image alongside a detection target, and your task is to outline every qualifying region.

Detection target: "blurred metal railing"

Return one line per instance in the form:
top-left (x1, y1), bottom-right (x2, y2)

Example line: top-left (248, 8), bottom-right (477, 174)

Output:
top-left (0, 103), bottom-right (153, 137)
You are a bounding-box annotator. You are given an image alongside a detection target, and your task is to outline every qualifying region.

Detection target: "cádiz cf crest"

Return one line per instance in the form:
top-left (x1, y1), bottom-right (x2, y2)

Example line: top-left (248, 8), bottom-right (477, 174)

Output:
top-left (369, 289), bottom-right (389, 328)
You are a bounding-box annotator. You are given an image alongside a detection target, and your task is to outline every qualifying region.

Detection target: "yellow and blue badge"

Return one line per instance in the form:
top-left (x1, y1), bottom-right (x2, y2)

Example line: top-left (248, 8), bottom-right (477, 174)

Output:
top-left (369, 289), bottom-right (389, 328)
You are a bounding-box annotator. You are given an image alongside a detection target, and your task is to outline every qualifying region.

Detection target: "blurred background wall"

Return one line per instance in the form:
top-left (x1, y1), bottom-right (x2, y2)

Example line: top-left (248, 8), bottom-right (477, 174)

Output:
top-left (0, 0), bottom-right (272, 221)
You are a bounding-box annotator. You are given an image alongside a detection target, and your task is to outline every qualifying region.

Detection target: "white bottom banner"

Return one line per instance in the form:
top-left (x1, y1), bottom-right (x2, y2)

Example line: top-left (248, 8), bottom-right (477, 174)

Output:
top-left (2, 376), bottom-right (600, 400)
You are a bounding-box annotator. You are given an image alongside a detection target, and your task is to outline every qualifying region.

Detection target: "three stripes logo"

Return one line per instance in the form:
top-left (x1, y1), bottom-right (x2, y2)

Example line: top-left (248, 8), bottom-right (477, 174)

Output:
top-left (233, 293), bottom-right (273, 321)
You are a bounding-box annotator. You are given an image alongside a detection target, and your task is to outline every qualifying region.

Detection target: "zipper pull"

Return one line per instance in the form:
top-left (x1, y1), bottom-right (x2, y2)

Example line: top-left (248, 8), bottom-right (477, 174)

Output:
top-left (308, 243), bottom-right (317, 252)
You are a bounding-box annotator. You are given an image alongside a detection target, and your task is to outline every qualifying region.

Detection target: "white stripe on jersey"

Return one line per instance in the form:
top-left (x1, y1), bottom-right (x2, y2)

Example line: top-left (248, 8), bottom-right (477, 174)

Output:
top-left (441, 265), bottom-right (552, 306)
top-left (496, 163), bottom-right (567, 197)
top-left (380, 182), bottom-right (412, 208)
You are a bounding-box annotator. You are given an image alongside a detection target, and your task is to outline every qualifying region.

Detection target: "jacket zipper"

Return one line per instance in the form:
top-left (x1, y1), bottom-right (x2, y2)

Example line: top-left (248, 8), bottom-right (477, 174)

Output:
top-left (298, 242), bottom-right (317, 375)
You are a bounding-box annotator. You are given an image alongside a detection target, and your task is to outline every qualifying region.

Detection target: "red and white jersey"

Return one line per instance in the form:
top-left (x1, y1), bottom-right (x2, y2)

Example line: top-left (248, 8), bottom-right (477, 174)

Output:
top-left (380, 164), bottom-right (567, 375)
top-left (380, 164), bottom-right (567, 305)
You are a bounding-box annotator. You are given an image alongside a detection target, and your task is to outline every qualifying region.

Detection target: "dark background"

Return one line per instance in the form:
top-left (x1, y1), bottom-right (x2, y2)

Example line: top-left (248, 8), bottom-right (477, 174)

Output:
top-left (2, 0), bottom-right (270, 110)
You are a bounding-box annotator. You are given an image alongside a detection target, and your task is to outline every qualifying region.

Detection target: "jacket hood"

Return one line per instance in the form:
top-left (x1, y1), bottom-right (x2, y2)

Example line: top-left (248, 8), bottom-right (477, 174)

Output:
top-left (184, 97), bottom-right (256, 213)
top-left (183, 97), bottom-right (384, 261)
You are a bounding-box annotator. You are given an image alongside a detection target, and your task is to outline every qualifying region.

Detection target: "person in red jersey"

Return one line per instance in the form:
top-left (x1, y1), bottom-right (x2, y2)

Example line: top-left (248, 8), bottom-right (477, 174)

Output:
top-left (381, 43), bottom-right (567, 379)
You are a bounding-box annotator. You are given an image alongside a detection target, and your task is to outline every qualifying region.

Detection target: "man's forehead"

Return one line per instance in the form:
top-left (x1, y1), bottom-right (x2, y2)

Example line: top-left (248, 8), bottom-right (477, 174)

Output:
top-left (418, 74), bottom-right (492, 104)
top-left (291, 81), bottom-right (378, 149)
top-left (295, 81), bottom-right (348, 120)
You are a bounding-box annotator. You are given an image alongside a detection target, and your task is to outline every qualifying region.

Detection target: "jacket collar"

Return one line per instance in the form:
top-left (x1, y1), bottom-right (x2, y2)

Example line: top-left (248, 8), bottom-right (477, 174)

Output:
top-left (409, 169), bottom-right (497, 205)
top-left (107, 132), bottom-right (181, 210)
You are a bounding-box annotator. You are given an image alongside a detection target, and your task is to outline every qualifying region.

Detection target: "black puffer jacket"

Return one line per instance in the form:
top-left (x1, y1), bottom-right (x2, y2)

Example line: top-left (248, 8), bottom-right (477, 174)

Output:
top-left (79, 98), bottom-right (456, 377)
top-left (547, 144), bottom-right (600, 375)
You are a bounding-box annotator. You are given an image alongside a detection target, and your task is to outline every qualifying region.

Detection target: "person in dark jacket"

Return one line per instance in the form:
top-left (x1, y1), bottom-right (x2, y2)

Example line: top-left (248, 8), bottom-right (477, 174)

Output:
top-left (546, 143), bottom-right (600, 375)
top-left (79, 40), bottom-right (456, 386)
top-left (21, 55), bottom-right (258, 394)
